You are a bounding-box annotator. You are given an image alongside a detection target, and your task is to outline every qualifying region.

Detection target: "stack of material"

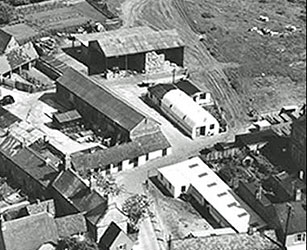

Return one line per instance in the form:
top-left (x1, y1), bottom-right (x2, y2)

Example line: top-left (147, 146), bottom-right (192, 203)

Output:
top-left (145, 51), bottom-right (166, 73)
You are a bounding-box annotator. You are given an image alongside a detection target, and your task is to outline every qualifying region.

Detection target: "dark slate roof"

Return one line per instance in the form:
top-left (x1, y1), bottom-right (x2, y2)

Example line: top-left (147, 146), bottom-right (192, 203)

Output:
top-left (55, 213), bottom-right (87, 238)
top-left (0, 106), bottom-right (21, 129)
top-left (0, 29), bottom-right (12, 54)
top-left (52, 169), bottom-right (107, 223)
top-left (1, 23), bottom-right (38, 44)
top-left (1, 212), bottom-right (59, 250)
top-left (98, 222), bottom-right (122, 248)
top-left (0, 136), bottom-right (59, 188)
top-left (26, 200), bottom-right (56, 217)
top-left (71, 130), bottom-right (171, 172)
top-left (274, 201), bottom-right (306, 235)
top-left (95, 28), bottom-right (185, 57)
top-left (57, 68), bottom-right (146, 132)
top-left (175, 80), bottom-right (201, 96)
top-left (235, 129), bottom-right (277, 147)
top-left (239, 181), bottom-right (272, 207)
top-left (53, 110), bottom-right (82, 124)
top-left (148, 84), bottom-right (176, 101)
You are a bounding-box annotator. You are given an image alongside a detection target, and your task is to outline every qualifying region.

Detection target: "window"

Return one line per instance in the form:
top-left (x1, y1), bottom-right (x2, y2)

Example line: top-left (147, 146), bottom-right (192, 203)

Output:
top-left (117, 162), bottom-right (123, 172)
top-left (183, 115), bottom-right (187, 120)
top-left (117, 243), bottom-right (127, 250)
top-left (198, 172), bottom-right (208, 178)
top-left (207, 182), bottom-right (217, 187)
top-left (169, 183), bottom-right (172, 190)
top-left (228, 202), bottom-right (237, 208)
top-left (218, 192), bottom-right (227, 197)
top-left (160, 174), bottom-right (164, 181)
top-left (146, 154), bottom-right (149, 161)
top-left (295, 233), bottom-right (306, 243)
top-left (181, 186), bottom-right (186, 193)
top-left (189, 163), bottom-right (198, 169)
top-left (210, 124), bottom-right (215, 130)
top-left (162, 148), bottom-right (168, 156)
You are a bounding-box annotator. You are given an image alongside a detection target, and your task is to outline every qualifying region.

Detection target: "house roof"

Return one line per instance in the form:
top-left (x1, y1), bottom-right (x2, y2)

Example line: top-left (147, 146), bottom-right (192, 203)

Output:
top-left (158, 157), bottom-right (251, 233)
top-left (57, 67), bottom-right (146, 132)
top-left (1, 23), bottom-right (38, 44)
top-left (53, 110), bottom-right (82, 124)
top-left (0, 106), bottom-right (20, 129)
top-left (51, 169), bottom-right (107, 223)
top-left (239, 181), bottom-right (272, 207)
top-left (26, 199), bottom-right (56, 217)
top-left (1, 212), bottom-right (59, 250)
top-left (98, 222), bottom-right (124, 248)
top-left (88, 27), bottom-right (184, 57)
top-left (71, 130), bottom-right (170, 172)
top-left (0, 136), bottom-right (59, 188)
top-left (0, 42), bottom-right (39, 75)
top-left (97, 204), bottom-right (127, 228)
top-left (0, 29), bottom-right (12, 54)
top-left (148, 84), bottom-right (176, 101)
top-left (173, 230), bottom-right (281, 250)
top-left (274, 201), bottom-right (306, 235)
top-left (175, 80), bottom-right (202, 96)
top-left (55, 213), bottom-right (87, 238)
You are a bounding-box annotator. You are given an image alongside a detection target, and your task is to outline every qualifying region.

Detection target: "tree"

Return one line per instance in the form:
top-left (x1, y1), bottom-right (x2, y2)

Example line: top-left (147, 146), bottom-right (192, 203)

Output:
top-left (0, 2), bottom-right (15, 24)
top-left (122, 194), bottom-right (152, 232)
top-left (56, 236), bottom-right (99, 250)
top-left (94, 173), bottom-right (123, 198)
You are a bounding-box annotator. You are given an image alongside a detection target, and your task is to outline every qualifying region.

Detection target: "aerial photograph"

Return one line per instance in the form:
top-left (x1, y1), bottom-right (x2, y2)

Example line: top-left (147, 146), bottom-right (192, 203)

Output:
top-left (0, 0), bottom-right (305, 249)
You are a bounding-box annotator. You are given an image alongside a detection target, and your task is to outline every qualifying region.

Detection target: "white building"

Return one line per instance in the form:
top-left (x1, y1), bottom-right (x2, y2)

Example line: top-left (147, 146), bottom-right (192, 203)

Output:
top-left (148, 85), bottom-right (219, 139)
top-left (157, 157), bottom-right (251, 233)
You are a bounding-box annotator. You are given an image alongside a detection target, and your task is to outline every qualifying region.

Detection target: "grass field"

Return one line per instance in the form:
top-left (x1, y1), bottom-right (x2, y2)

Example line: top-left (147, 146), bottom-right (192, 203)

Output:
top-left (21, 1), bottom-right (107, 32)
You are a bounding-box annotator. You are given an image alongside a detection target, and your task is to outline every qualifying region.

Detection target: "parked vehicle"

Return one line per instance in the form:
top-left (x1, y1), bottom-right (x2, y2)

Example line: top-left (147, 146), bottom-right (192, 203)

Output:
top-left (0, 95), bottom-right (15, 106)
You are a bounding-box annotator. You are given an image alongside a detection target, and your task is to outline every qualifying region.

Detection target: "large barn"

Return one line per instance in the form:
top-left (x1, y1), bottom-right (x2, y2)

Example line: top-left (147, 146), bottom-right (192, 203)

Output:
top-left (147, 84), bottom-right (219, 139)
top-left (56, 67), bottom-right (162, 145)
top-left (74, 26), bottom-right (185, 75)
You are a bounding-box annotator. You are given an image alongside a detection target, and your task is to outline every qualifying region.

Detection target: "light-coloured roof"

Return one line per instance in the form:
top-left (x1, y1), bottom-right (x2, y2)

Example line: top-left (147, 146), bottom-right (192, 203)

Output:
top-left (162, 89), bottom-right (217, 128)
top-left (74, 26), bottom-right (154, 47)
top-left (158, 157), bottom-right (251, 233)
top-left (0, 42), bottom-right (38, 75)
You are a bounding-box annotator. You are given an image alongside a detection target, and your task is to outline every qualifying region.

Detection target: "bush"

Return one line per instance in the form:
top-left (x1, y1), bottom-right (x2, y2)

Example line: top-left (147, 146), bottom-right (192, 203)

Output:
top-left (0, 2), bottom-right (15, 24)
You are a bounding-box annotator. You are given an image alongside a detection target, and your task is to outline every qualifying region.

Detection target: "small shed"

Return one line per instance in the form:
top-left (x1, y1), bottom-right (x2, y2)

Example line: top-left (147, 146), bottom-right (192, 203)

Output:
top-left (52, 110), bottom-right (82, 127)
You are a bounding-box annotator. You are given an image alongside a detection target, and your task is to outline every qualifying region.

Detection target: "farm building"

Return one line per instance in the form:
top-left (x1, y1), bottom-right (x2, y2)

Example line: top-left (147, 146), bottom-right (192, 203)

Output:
top-left (56, 67), bottom-right (163, 145)
top-left (74, 26), bottom-right (185, 75)
top-left (157, 157), bottom-right (251, 233)
top-left (148, 84), bottom-right (219, 139)
top-left (175, 79), bottom-right (213, 106)
top-left (71, 128), bottom-right (171, 176)
top-left (0, 42), bottom-right (39, 79)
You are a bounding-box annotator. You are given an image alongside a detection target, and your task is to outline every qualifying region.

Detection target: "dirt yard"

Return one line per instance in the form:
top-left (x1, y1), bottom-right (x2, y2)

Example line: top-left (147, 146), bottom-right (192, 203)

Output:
top-left (116, 0), bottom-right (306, 131)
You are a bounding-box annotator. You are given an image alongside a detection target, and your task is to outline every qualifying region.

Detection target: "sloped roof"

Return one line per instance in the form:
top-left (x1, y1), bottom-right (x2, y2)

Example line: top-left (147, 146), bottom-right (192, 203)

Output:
top-left (148, 84), bottom-right (176, 101)
top-left (90, 27), bottom-right (184, 57)
top-left (0, 42), bottom-right (39, 75)
top-left (52, 169), bottom-right (107, 222)
top-left (175, 80), bottom-right (202, 96)
top-left (53, 110), bottom-right (82, 124)
top-left (1, 212), bottom-right (59, 250)
top-left (1, 23), bottom-right (38, 44)
top-left (98, 222), bottom-right (123, 248)
top-left (0, 106), bottom-right (21, 129)
top-left (173, 230), bottom-right (280, 250)
top-left (71, 130), bottom-right (170, 172)
top-left (0, 29), bottom-right (12, 54)
top-left (274, 201), bottom-right (306, 235)
top-left (0, 136), bottom-right (59, 188)
top-left (57, 67), bottom-right (145, 132)
top-left (55, 213), bottom-right (87, 238)
top-left (26, 199), bottom-right (56, 217)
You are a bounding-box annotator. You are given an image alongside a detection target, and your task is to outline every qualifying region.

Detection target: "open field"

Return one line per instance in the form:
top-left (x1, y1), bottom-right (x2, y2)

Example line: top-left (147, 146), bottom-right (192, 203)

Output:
top-left (20, 1), bottom-right (107, 32)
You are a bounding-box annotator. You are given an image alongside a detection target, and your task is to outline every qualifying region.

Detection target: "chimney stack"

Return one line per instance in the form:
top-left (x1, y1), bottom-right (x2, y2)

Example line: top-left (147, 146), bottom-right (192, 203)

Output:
top-left (299, 170), bottom-right (304, 181)
top-left (295, 188), bottom-right (302, 202)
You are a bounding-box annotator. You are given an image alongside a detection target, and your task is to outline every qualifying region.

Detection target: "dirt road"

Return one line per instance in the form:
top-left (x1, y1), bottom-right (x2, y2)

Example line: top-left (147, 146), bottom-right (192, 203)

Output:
top-left (120, 0), bottom-right (247, 131)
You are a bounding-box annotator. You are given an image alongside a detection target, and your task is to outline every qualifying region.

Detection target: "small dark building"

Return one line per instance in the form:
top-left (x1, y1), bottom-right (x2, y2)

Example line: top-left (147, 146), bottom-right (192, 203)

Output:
top-left (98, 222), bottom-right (133, 250)
top-left (52, 110), bottom-right (82, 128)
top-left (82, 26), bottom-right (185, 75)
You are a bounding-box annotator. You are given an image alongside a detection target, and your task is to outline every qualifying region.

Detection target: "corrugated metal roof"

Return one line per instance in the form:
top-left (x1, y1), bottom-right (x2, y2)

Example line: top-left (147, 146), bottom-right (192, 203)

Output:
top-left (0, 42), bottom-right (39, 75)
top-left (57, 68), bottom-right (145, 132)
top-left (91, 28), bottom-right (184, 57)
top-left (53, 110), bottom-right (82, 124)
